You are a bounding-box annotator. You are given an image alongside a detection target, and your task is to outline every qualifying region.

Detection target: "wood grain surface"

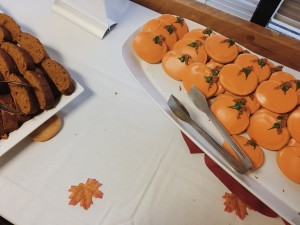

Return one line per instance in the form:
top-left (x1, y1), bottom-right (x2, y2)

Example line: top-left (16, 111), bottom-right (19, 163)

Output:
top-left (132, 0), bottom-right (300, 72)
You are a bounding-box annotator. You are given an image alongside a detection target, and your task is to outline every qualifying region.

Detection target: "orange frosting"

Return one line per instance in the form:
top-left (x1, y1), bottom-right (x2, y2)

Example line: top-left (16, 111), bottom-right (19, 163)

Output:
top-left (132, 31), bottom-right (167, 64)
top-left (223, 135), bottom-right (264, 171)
top-left (255, 79), bottom-right (298, 113)
top-left (210, 95), bottom-right (250, 134)
top-left (277, 146), bottom-right (300, 184)
top-left (219, 63), bottom-right (258, 95)
top-left (182, 62), bottom-right (217, 98)
top-left (143, 18), bottom-right (177, 50)
top-left (287, 107), bottom-right (300, 143)
top-left (235, 53), bottom-right (271, 83)
top-left (162, 50), bottom-right (193, 81)
top-left (157, 14), bottom-right (189, 40)
top-left (247, 109), bottom-right (290, 151)
top-left (172, 38), bottom-right (207, 63)
top-left (204, 35), bottom-right (238, 64)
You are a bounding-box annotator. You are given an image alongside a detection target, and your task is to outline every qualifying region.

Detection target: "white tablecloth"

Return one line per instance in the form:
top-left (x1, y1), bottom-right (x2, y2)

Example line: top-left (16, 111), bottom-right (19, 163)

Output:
top-left (0, 1), bottom-right (286, 225)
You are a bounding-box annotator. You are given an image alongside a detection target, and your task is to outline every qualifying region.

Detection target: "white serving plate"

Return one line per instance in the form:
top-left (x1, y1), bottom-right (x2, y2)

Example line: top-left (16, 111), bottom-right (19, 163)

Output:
top-left (0, 80), bottom-right (84, 157)
top-left (122, 19), bottom-right (300, 225)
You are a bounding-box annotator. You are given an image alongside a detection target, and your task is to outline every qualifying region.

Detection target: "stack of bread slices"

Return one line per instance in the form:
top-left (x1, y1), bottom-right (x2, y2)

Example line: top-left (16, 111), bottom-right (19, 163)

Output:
top-left (0, 13), bottom-right (75, 140)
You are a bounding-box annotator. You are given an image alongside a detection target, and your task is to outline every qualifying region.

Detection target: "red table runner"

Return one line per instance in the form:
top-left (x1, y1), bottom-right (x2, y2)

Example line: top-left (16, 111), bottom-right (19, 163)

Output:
top-left (181, 131), bottom-right (290, 224)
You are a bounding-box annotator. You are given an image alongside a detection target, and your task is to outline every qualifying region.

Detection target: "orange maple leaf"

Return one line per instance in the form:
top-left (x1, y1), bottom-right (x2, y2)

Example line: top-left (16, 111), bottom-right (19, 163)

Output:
top-left (68, 178), bottom-right (103, 210)
top-left (223, 192), bottom-right (249, 220)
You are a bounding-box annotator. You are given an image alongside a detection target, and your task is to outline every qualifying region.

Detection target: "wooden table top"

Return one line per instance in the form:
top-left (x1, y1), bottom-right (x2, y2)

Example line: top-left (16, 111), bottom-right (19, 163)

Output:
top-left (132, 0), bottom-right (300, 72)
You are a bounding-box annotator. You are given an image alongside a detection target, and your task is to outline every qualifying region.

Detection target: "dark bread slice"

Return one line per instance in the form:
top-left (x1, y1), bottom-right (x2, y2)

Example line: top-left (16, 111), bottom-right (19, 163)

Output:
top-left (0, 115), bottom-right (6, 139)
top-left (6, 73), bottom-right (39, 115)
top-left (24, 70), bottom-right (55, 110)
top-left (1, 42), bottom-right (35, 75)
top-left (0, 26), bottom-right (12, 43)
top-left (35, 66), bottom-right (61, 100)
top-left (0, 13), bottom-right (21, 42)
top-left (0, 48), bottom-right (18, 79)
top-left (0, 94), bottom-right (19, 133)
top-left (41, 58), bottom-right (75, 95)
top-left (0, 72), bottom-right (9, 94)
top-left (16, 32), bottom-right (48, 64)
top-left (16, 106), bottom-right (32, 125)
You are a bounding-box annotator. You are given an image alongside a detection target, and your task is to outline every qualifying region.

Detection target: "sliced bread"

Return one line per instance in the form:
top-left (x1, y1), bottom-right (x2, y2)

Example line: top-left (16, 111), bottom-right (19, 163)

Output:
top-left (16, 32), bottom-right (48, 64)
top-left (41, 58), bottom-right (75, 95)
top-left (0, 48), bottom-right (18, 79)
top-left (1, 41), bottom-right (35, 75)
top-left (0, 94), bottom-right (19, 134)
top-left (0, 26), bottom-right (12, 43)
top-left (6, 73), bottom-right (39, 115)
top-left (0, 13), bottom-right (21, 42)
top-left (24, 70), bottom-right (55, 110)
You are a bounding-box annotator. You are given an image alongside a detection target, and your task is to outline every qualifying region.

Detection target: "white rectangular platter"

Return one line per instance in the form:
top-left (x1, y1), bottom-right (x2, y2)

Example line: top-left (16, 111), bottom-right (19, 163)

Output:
top-left (122, 19), bottom-right (300, 225)
top-left (0, 80), bottom-right (84, 157)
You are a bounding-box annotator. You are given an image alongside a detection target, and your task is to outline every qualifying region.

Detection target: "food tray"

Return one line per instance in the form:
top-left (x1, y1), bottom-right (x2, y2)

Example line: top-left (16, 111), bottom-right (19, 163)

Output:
top-left (122, 19), bottom-right (300, 225)
top-left (0, 80), bottom-right (84, 157)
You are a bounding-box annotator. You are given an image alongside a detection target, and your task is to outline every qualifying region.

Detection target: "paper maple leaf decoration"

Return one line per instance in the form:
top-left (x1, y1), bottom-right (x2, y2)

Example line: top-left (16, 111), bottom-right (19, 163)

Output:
top-left (68, 178), bottom-right (103, 210)
top-left (223, 192), bottom-right (250, 220)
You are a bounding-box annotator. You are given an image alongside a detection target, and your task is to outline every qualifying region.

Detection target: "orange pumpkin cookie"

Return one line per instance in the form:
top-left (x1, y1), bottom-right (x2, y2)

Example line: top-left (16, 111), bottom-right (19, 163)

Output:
top-left (270, 71), bottom-right (300, 104)
top-left (210, 94), bottom-right (250, 134)
top-left (182, 62), bottom-right (217, 98)
top-left (287, 138), bottom-right (300, 147)
top-left (162, 50), bottom-right (193, 81)
top-left (223, 135), bottom-right (264, 171)
top-left (157, 14), bottom-right (189, 40)
top-left (234, 53), bottom-right (271, 83)
top-left (219, 63), bottom-right (258, 95)
top-left (172, 38), bottom-right (207, 63)
top-left (270, 70), bottom-right (295, 81)
top-left (204, 35), bottom-right (238, 64)
top-left (277, 146), bottom-right (300, 184)
top-left (219, 92), bottom-right (260, 115)
top-left (182, 28), bottom-right (214, 43)
top-left (255, 79), bottom-right (298, 114)
top-left (236, 44), bottom-right (247, 54)
top-left (143, 18), bottom-right (177, 50)
top-left (239, 94), bottom-right (260, 115)
top-left (247, 109), bottom-right (290, 151)
top-left (132, 31), bottom-right (167, 64)
top-left (205, 60), bottom-right (225, 96)
top-left (287, 107), bottom-right (300, 143)
top-left (206, 60), bottom-right (224, 69)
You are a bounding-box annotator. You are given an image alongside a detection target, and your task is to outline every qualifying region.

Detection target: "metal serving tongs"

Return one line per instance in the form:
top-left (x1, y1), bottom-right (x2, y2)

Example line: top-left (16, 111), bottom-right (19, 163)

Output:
top-left (0, 81), bottom-right (30, 114)
top-left (0, 104), bottom-right (22, 114)
top-left (167, 94), bottom-right (249, 174)
top-left (0, 80), bottom-right (32, 87)
top-left (187, 86), bottom-right (253, 172)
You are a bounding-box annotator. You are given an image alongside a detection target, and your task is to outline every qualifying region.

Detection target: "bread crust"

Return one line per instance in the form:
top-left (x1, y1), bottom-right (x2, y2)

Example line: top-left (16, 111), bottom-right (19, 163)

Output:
top-left (7, 73), bottom-right (39, 115)
top-left (0, 48), bottom-right (18, 78)
top-left (1, 41), bottom-right (35, 75)
top-left (0, 94), bottom-right (19, 133)
top-left (24, 70), bottom-right (55, 110)
top-left (0, 72), bottom-right (9, 94)
top-left (41, 58), bottom-right (75, 95)
top-left (0, 13), bottom-right (21, 42)
top-left (0, 26), bottom-right (12, 43)
top-left (16, 32), bottom-right (48, 64)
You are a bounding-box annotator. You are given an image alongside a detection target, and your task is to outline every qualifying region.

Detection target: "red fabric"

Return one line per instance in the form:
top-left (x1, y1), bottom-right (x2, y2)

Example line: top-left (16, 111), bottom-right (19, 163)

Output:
top-left (181, 132), bottom-right (203, 154)
top-left (181, 131), bottom-right (291, 224)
